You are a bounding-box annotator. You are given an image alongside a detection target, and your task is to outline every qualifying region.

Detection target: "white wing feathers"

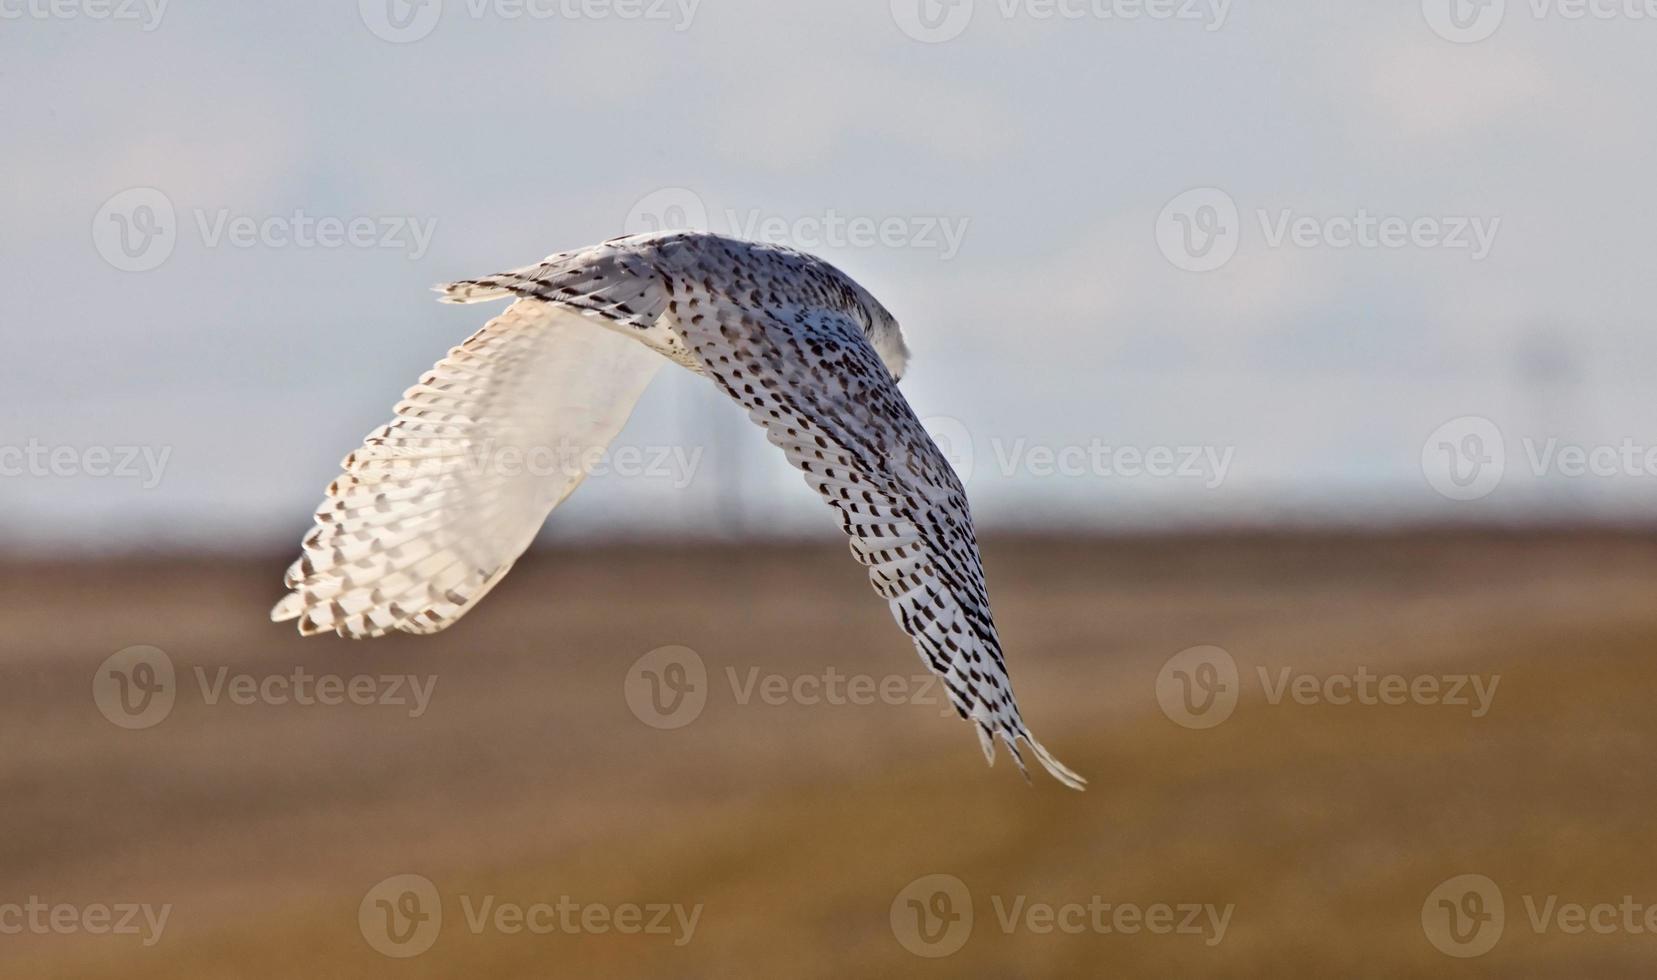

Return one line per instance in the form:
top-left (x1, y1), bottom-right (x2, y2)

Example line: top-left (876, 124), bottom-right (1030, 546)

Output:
top-left (271, 299), bottom-right (662, 637)
top-left (274, 232), bottom-right (1081, 788)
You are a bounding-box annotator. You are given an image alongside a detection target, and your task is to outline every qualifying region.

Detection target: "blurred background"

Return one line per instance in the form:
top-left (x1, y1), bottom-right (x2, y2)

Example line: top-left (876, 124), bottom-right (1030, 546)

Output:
top-left (5, 1), bottom-right (1657, 976)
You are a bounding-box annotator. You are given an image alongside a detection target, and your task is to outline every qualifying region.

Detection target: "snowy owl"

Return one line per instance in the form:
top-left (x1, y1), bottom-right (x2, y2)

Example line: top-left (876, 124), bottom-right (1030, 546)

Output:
top-left (272, 230), bottom-right (1082, 788)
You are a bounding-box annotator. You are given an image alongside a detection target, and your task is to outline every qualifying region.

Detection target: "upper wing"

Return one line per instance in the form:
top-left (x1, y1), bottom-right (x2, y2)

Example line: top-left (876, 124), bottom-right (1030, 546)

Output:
top-left (679, 302), bottom-right (1084, 789)
top-left (271, 300), bottom-right (663, 638)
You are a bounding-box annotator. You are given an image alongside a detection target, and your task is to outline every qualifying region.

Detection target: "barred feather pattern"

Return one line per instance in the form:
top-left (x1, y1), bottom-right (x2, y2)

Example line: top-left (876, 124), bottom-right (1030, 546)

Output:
top-left (273, 230), bottom-right (1080, 788)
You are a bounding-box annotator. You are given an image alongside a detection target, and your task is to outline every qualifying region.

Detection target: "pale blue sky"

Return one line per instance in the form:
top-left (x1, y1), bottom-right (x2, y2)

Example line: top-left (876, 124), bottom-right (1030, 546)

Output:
top-left (4, 1), bottom-right (1656, 552)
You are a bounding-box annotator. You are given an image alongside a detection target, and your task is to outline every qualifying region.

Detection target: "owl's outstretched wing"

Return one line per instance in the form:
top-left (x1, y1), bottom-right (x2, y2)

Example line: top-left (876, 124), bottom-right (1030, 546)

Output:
top-left (680, 301), bottom-right (1085, 790)
top-left (271, 300), bottom-right (663, 637)
top-left (271, 230), bottom-right (1080, 788)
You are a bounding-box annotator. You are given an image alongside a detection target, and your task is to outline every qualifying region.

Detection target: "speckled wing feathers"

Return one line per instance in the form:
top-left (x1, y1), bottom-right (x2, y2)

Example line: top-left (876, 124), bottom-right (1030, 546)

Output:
top-left (682, 305), bottom-right (1081, 788)
top-left (641, 236), bottom-right (1081, 788)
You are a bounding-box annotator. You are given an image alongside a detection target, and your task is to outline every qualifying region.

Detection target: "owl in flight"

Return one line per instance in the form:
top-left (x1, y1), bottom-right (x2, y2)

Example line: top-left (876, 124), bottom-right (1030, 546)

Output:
top-left (272, 231), bottom-right (1083, 788)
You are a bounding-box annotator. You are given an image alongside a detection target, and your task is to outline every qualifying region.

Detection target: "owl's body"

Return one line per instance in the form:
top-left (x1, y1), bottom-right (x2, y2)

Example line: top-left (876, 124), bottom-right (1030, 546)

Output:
top-left (274, 230), bottom-right (1082, 789)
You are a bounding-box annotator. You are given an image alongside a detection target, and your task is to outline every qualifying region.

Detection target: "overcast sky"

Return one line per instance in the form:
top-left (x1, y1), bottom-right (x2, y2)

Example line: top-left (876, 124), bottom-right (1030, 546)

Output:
top-left (4, 0), bottom-right (1656, 553)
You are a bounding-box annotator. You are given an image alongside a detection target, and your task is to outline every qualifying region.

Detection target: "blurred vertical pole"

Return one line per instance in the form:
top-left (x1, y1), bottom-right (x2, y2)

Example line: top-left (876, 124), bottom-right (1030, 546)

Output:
top-left (712, 392), bottom-right (747, 539)
top-left (673, 370), bottom-right (746, 539)
top-left (1516, 325), bottom-right (1582, 515)
top-left (676, 356), bottom-right (757, 641)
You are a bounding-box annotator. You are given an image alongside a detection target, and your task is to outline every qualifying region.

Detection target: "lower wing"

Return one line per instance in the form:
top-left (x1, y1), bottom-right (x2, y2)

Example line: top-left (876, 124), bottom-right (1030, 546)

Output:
top-left (679, 302), bottom-right (1085, 789)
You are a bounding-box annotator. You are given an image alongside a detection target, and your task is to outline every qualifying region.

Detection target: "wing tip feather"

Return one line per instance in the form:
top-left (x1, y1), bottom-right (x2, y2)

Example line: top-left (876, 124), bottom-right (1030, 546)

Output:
top-left (270, 592), bottom-right (305, 623)
top-left (981, 723), bottom-right (1086, 791)
top-left (433, 280), bottom-right (514, 305)
top-left (1026, 734), bottom-right (1087, 791)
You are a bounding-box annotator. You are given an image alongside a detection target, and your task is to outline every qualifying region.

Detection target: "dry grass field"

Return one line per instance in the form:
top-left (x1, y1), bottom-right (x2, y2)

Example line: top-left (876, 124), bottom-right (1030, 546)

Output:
top-left (4, 530), bottom-right (1657, 977)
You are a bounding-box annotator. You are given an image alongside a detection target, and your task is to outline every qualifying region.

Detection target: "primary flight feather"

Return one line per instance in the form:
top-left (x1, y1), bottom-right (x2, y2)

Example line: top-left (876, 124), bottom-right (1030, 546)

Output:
top-left (272, 230), bottom-right (1083, 789)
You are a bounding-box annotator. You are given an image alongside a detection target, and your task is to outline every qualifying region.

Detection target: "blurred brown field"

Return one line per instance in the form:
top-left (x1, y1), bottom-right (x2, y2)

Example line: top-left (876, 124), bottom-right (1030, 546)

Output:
top-left (5, 530), bottom-right (1657, 978)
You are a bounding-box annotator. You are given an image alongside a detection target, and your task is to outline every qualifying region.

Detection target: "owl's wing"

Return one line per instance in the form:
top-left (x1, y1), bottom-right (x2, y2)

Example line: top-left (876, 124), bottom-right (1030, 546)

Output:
top-left (271, 299), bottom-right (663, 637)
top-left (681, 302), bottom-right (1084, 789)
